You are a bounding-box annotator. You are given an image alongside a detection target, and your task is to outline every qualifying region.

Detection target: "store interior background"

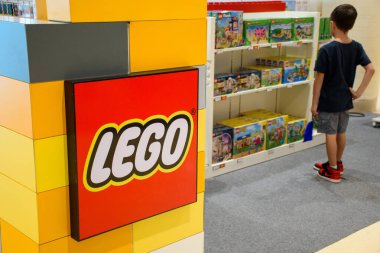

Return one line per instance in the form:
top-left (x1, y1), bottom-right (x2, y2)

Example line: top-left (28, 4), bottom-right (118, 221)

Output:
top-left (209, 0), bottom-right (380, 114)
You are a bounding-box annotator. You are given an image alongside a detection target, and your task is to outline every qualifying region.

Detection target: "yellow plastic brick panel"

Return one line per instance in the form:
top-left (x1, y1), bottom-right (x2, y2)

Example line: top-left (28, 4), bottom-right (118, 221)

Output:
top-left (1, 220), bottom-right (39, 253)
top-left (130, 19), bottom-right (207, 73)
top-left (46, 0), bottom-right (206, 22)
top-left (198, 109), bottom-right (206, 152)
top-left (133, 193), bottom-right (204, 253)
top-left (1, 220), bottom-right (132, 253)
top-left (0, 174), bottom-right (39, 243)
top-left (30, 81), bottom-right (66, 139)
top-left (0, 76), bottom-right (33, 138)
top-left (37, 186), bottom-right (70, 244)
top-left (34, 135), bottom-right (68, 193)
top-left (40, 225), bottom-right (133, 253)
top-left (197, 152), bottom-right (205, 193)
top-left (0, 126), bottom-right (36, 191)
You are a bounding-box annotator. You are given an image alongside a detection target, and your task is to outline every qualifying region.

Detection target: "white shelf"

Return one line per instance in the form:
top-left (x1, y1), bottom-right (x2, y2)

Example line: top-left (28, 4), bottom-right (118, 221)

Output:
top-left (214, 80), bottom-right (312, 102)
top-left (206, 131), bottom-right (325, 179)
top-left (215, 40), bottom-right (313, 55)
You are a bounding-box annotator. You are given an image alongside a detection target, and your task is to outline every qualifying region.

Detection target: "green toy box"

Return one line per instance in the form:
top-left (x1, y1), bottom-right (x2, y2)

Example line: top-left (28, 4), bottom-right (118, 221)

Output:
top-left (269, 18), bottom-right (294, 43)
top-left (294, 17), bottom-right (314, 40)
top-left (208, 11), bottom-right (244, 49)
top-left (218, 117), bottom-right (266, 158)
top-left (287, 116), bottom-right (307, 143)
top-left (243, 19), bottom-right (270, 45)
top-left (243, 65), bottom-right (282, 87)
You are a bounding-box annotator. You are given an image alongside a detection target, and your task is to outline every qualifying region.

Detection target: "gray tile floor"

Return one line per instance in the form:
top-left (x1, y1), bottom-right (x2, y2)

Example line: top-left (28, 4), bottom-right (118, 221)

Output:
top-left (205, 114), bottom-right (380, 253)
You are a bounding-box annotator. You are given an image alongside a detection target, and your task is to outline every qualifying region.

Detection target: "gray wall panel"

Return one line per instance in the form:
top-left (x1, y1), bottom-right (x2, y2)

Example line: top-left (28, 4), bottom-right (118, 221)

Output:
top-left (196, 65), bottom-right (206, 109)
top-left (26, 23), bottom-right (129, 83)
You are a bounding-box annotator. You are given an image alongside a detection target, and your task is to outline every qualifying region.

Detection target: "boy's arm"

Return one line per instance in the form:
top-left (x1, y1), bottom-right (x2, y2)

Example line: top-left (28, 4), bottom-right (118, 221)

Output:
top-left (311, 72), bottom-right (324, 116)
top-left (350, 63), bottom-right (375, 100)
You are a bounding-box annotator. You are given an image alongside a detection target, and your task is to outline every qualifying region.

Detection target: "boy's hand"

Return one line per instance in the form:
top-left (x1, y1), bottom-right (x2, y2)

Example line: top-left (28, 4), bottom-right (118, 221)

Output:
top-left (311, 104), bottom-right (318, 116)
top-left (350, 88), bottom-right (360, 100)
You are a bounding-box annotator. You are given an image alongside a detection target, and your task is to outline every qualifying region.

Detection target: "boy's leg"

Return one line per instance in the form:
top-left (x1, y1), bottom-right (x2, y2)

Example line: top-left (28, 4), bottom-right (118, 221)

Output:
top-left (336, 133), bottom-right (346, 162)
top-left (326, 134), bottom-right (337, 167)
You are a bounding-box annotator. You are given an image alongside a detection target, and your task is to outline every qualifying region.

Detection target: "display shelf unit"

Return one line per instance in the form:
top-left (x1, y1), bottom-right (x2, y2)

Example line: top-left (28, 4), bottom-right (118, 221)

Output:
top-left (205, 11), bottom-right (324, 178)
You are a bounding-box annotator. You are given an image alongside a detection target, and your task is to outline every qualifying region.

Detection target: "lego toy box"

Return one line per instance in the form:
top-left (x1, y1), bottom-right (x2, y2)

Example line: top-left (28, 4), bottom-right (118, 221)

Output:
top-left (269, 18), bottom-right (294, 43)
top-left (236, 70), bottom-right (262, 91)
top-left (294, 17), bottom-right (314, 40)
top-left (243, 19), bottom-right (270, 45)
top-left (261, 57), bottom-right (311, 84)
top-left (214, 73), bottom-right (238, 96)
top-left (212, 125), bottom-right (234, 163)
top-left (241, 110), bottom-right (288, 150)
top-left (208, 11), bottom-right (244, 49)
top-left (323, 17), bottom-right (332, 40)
top-left (277, 57), bottom-right (310, 84)
top-left (243, 65), bottom-right (282, 87)
top-left (287, 116), bottom-right (306, 143)
top-left (218, 117), bottom-right (266, 159)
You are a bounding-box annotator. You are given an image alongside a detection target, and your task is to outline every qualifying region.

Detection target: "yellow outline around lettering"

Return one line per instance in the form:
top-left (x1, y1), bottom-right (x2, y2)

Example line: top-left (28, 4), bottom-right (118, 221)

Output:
top-left (83, 111), bottom-right (194, 192)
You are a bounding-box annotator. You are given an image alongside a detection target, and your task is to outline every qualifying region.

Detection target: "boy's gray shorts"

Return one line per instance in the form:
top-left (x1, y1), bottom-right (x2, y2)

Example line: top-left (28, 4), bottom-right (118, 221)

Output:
top-left (317, 111), bottom-right (349, 134)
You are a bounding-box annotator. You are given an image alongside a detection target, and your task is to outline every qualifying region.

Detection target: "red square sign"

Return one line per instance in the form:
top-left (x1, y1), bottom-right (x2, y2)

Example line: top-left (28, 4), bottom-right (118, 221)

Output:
top-left (65, 68), bottom-right (199, 241)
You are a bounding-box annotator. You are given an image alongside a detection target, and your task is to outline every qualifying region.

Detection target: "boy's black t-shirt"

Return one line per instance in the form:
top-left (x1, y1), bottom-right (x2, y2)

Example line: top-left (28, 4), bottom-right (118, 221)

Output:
top-left (314, 40), bottom-right (371, 112)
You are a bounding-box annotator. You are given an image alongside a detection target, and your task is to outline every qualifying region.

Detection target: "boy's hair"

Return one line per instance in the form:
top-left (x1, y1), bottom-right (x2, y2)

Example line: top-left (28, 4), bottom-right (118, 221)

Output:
top-left (330, 4), bottom-right (358, 32)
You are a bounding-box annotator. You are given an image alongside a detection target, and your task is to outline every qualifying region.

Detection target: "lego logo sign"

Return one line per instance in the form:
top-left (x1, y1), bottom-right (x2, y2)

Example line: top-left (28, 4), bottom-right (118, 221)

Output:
top-left (85, 112), bottom-right (193, 192)
top-left (65, 68), bottom-right (198, 241)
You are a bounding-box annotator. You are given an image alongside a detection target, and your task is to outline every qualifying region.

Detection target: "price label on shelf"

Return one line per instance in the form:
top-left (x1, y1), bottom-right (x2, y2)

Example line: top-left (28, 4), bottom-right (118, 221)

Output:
top-left (253, 45), bottom-right (260, 50)
top-left (214, 97), bottom-right (221, 102)
top-left (212, 163), bottom-right (226, 171)
top-left (287, 84), bottom-right (293, 88)
top-left (221, 96), bottom-right (228, 101)
top-left (267, 88), bottom-right (273, 92)
top-left (297, 41), bottom-right (303, 47)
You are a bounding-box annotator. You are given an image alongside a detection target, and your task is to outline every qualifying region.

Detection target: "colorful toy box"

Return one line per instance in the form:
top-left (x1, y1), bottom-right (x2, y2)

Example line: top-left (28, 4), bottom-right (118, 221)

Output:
top-left (294, 17), bottom-right (314, 40)
top-left (241, 110), bottom-right (288, 150)
top-left (257, 57), bottom-right (311, 84)
top-left (218, 117), bottom-right (266, 159)
top-left (236, 70), bottom-right (261, 91)
top-left (212, 125), bottom-right (234, 163)
top-left (214, 73), bottom-right (238, 96)
top-left (243, 19), bottom-right (270, 45)
top-left (269, 18), bottom-right (294, 43)
top-left (243, 65), bottom-right (282, 87)
top-left (275, 57), bottom-right (310, 84)
top-left (208, 11), bottom-right (244, 49)
top-left (287, 116), bottom-right (307, 143)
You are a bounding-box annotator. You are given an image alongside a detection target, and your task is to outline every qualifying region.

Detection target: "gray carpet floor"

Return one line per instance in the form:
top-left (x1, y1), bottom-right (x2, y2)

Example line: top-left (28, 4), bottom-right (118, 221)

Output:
top-left (205, 114), bottom-right (380, 253)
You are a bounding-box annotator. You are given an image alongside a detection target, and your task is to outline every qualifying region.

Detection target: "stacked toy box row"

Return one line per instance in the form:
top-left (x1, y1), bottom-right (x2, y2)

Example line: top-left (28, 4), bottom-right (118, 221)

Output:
top-left (212, 110), bottom-right (307, 164)
top-left (252, 56), bottom-right (311, 84)
top-left (319, 17), bottom-right (332, 41)
top-left (208, 10), bottom-right (314, 49)
top-left (214, 70), bottom-right (262, 96)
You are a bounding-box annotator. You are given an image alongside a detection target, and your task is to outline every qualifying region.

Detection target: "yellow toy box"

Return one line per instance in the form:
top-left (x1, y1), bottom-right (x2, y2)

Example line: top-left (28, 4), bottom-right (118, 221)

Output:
top-left (218, 117), bottom-right (266, 159)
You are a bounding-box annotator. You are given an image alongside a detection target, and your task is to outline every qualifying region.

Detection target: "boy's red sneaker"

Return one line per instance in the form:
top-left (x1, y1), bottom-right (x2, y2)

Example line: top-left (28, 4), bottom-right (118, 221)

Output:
top-left (313, 161), bottom-right (344, 174)
top-left (317, 163), bottom-right (341, 183)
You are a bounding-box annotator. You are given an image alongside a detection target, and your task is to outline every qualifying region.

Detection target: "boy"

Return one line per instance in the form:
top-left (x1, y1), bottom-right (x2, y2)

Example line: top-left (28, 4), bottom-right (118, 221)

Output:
top-left (312, 4), bottom-right (375, 183)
